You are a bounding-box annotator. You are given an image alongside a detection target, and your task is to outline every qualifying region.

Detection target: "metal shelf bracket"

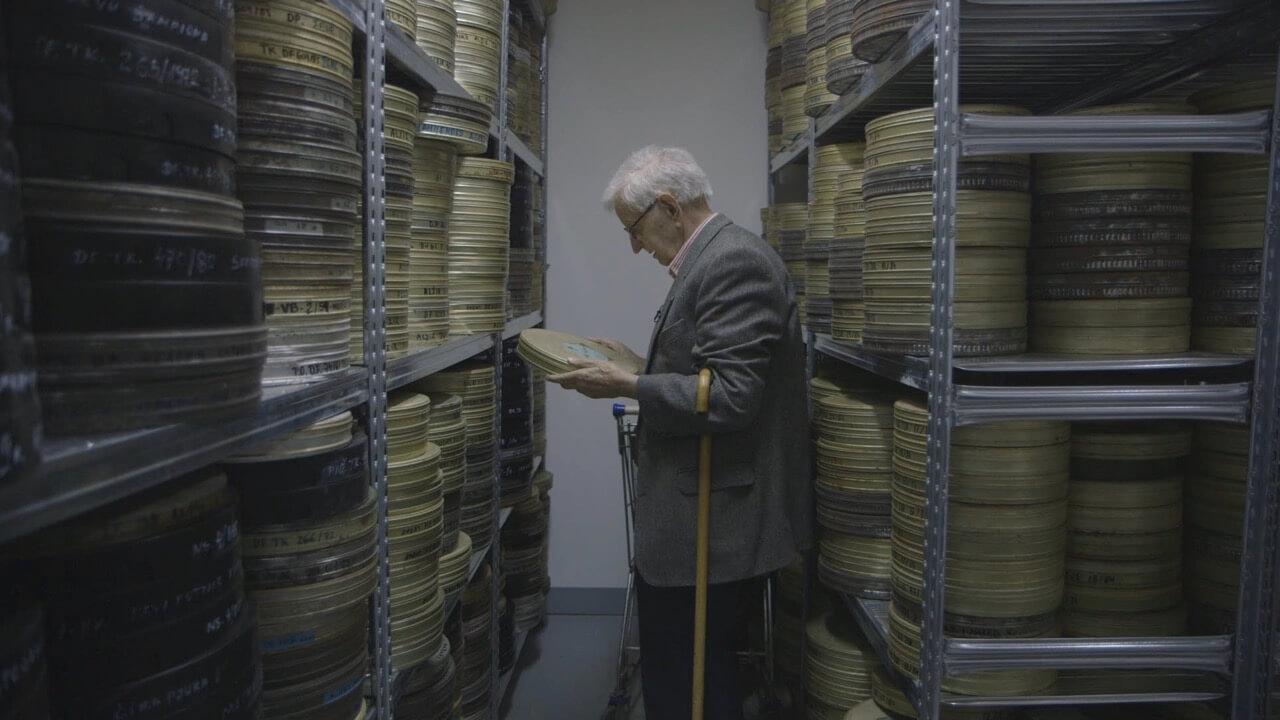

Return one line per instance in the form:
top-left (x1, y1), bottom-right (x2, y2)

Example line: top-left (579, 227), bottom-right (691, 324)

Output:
top-left (959, 110), bottom-right (1273, 156)
top-left (945, 636), bottom-right (1233, 674)
top-left (952, 383), bottom-right (1252, 426)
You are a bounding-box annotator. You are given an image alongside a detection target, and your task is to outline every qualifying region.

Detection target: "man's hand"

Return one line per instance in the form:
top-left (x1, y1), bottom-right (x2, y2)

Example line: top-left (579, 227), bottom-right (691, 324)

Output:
top-left (547, 358), bottom-right (639, 399)
top-left (588, 337), bottom-right (645, 374)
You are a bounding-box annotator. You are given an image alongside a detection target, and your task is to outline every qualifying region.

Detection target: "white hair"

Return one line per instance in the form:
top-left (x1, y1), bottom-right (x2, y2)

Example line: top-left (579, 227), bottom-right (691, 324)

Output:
top-left (601, 145), bottom-right (713, 213)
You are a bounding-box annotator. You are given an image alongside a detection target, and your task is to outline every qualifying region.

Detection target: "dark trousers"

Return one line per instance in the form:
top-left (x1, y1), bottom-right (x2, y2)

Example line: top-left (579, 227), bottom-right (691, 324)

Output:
top-left (636, 571), bottom-right (747, 720)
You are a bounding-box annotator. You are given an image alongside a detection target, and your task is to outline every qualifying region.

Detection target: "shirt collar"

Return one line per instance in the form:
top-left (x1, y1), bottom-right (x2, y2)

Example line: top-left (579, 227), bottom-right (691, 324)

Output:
top-left (668, 213), bottom-right (719, 278)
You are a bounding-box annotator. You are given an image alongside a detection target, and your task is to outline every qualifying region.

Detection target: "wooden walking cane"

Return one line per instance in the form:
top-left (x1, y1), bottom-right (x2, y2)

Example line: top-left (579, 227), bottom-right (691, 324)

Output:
top-left (692, 367), bottom-right (713, 720)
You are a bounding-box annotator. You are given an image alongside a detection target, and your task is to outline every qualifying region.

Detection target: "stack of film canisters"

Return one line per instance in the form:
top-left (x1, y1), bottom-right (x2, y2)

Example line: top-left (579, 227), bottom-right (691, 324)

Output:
top-left (1063, 423), bottom-right (1189, 638)
top-left (386, 0), bottom-right (417, 38)
top-left (1, 590), bottom-right (50, 720)
top-left (235, 2), bottom-right (360, 385)
top-left (508, 248), bottom-right (538, 319)
top-left (523, 12), bottom-right (545, 155)
top-left (448, 158), bottom-right (513, 337)
top-left (6, 0), bottom-right (266, 434)
top-left (439, 531), bottom-right (474, 613)
top-left (384, 392), bottom-right (447, 673)
top-left (850, 0), bottom-right (930, 63)
top-left (445, 599), bottom-right (466, 713)
top-left (360, 82), bottom-right (419, 360)
top-left (862, 104), bottom-right (1031, 357)
top-left (222, 414), bottom-right (368, 534)
top-left (1030, 103), bottom-right (1194, 357)
top-left (773, 558), bottom-right (840, 690)
top-left (803, 0), bottom-right (835, 119)
top-left (509, 166), bottom-right (535, 250)
top-left (764, 4), bottom-right (785, 154)
top-left (0, 36), bottom-right (40, 480)
top-left (18, 469), bottom-right (261, 720)
top-left (806, 143), bottom-right (864, 336)
top-left (452, 0), bottom-right (503, 114)
top-left (408, 136), bottom-right (457, 350)
top-left (459, 566), bottom-right (494, 720)
top-left (778, 0), bottom-right (808, 145)
top-left (779, 0), bottom-right (807, 89)
top-left (396, 637), bottom-right (459, 720)
top-left (504, 11), bottom-right (540, 153)
top-left (507, 168), bottom-right (536, 319)
top-left (824, 0), bottom-right (868, 96)
top-left (222, 413), bottom-right (374, 720)
top-left (415, 0), bottom-right (458, 75)
top-left (804, 609), bottom-right (876, 716)
top-left (500, 339), bottom-right (534, 502)
top-left (1186, 421), bottom-right (1250, 634)
top-left (501, 483), bottom-right (550, 633)
top-left (889, 397), bottom-right (1066, 696)
top-left (1189, 75), bottom-right (1275, 355)
top-left (811, 376), bottom-right (896, 600)
top-left (775, 203), bottom-right (808, 324)
top-left (419, 92), bottom-right (491, 157)
top-left (428, 392), bottom-right (468, 554)
top-left (532, 176), bottom-right (547, 255)
top-left (829, 148), bottom-right (868, 346)
top-left (421, 363), bottom-right (496, 551)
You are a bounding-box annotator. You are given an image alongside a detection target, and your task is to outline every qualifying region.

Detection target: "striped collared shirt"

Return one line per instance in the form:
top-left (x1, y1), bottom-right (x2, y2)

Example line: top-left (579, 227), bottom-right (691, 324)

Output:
top-left (668, 213), bottom-right (719, 278)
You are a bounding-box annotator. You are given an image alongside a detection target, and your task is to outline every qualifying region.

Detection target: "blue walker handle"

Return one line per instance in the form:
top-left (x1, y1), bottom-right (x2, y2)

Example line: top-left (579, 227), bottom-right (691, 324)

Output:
top-left (612, 402), bottom-right (627, 417)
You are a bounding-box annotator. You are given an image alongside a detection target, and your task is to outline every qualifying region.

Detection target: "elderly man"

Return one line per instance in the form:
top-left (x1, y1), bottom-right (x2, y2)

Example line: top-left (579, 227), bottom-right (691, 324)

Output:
top-left (549, 145), bottom-right (811, 720)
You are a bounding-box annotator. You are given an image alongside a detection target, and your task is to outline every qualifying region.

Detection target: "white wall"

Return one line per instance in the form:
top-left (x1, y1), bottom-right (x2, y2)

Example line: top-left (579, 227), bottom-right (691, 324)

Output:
top-left (545, 0), bottom-right (769, 591)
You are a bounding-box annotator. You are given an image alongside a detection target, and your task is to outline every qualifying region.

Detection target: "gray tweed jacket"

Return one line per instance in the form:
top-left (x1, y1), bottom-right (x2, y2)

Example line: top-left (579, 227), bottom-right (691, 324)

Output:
top-left (632, 215), bottom-right (813, 587)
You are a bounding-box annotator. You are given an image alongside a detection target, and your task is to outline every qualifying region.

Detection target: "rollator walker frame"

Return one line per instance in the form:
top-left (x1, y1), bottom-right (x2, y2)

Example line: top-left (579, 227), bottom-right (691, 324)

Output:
top-left (604, 402), bottom-right (780, 719)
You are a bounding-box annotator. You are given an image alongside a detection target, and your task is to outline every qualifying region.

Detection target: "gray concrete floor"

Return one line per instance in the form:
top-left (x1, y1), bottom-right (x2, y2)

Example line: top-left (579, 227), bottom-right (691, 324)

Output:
top-left (498, 612), bottom-right (787, 720)
top-left (500, 614), bottom-right (642, 720)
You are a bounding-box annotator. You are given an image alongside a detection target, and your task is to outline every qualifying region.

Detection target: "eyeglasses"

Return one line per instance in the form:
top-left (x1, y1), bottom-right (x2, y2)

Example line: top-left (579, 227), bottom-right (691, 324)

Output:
top-left (623, 199), bottom-right (659, 238)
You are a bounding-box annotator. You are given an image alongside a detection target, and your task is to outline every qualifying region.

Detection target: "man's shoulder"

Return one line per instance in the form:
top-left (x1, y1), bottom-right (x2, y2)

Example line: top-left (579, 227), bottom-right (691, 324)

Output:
top-left (705, 220), bottom-right (780, 265)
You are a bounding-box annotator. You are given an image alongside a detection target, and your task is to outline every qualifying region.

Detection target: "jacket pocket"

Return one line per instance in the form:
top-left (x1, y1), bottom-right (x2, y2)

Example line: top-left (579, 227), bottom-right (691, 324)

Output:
top-left (676, 461), bottom-right (755, 496)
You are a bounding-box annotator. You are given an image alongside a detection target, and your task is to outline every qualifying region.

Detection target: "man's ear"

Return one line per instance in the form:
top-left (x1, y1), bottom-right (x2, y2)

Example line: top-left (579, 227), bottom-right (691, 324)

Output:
top-left (659, 193), bottom-right (680, 219)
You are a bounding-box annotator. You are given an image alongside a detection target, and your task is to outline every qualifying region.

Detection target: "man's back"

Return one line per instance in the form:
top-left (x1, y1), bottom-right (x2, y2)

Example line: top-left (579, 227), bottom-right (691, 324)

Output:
top-left (633, 217), bottom-right (813, 587)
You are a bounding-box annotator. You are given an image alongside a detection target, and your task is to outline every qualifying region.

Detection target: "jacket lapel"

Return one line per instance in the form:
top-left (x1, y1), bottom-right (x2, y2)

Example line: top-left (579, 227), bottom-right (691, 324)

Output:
top-left (642, 216), bottom-right (733, 372)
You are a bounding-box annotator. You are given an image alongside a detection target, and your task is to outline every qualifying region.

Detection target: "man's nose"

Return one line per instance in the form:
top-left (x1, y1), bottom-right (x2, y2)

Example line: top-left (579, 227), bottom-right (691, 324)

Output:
top-left (630, 235), bottom-right (642, 254)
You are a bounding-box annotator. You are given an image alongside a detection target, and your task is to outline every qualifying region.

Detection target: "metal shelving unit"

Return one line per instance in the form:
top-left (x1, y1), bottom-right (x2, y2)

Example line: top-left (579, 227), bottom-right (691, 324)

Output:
top-left (492, 118), bottom-right (545, 175)
top-left (0, 369), bottom-right (370, 545)
top-left (770, 132), bottom-right (810, 175)
top-left (818, 333), bottom-right (1254, 424)
top-left (383, 12), bottom-right (546, 181)
top-left (504, 311), bottom-right (545, 341)
top-left (770, 2), bottom-right (1280, 172)
top-left (386, 22), bottom-right (475, 105)
top-left (782, 2), bottom-right (1280, 719)
top-left (844, 596), bottom-right (1232, 709)
top-left (353, 0), bottom-right (552, 715)
top-left (0, 2), bottom-right (550, 720)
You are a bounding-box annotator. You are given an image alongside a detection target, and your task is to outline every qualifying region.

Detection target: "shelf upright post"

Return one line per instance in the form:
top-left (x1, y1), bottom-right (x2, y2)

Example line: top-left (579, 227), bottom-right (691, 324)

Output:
top-left (920, 0), bottom-right (960, 718)
top-left (491, 3), bottom-right (514, 715)
top-left (360, 0), bottom-right (392, 718)
top-left (497, 0), bottom-right (512, 162)
top-left (797, 116), bottom-right (818, 720)
top-left (539, 26), bottom-right (549, 315)
top-left (805, 118), bottom-right (817, 386)
top-left (1231, 54), bottom-right (1280, 720)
